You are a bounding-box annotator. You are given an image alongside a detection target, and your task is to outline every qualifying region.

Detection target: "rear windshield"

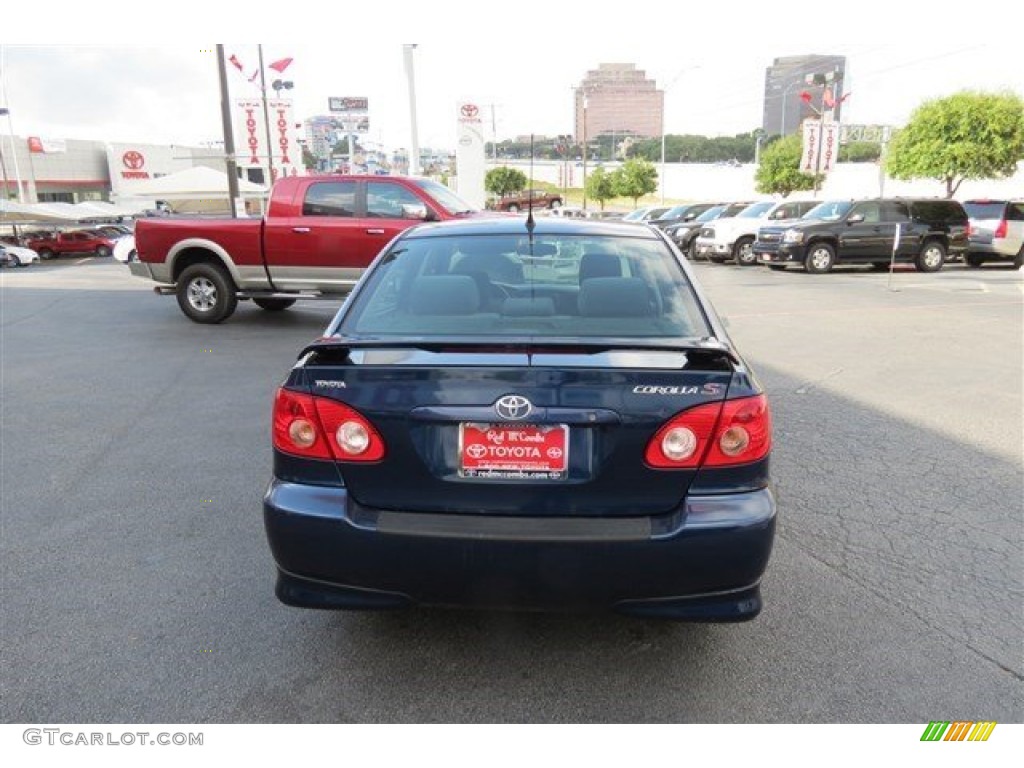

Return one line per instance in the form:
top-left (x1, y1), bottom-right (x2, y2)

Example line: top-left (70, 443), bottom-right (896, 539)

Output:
top-left (339, 233), bottom-right (712, 339)
top-left (962, 202), bottom-right (1006, 220)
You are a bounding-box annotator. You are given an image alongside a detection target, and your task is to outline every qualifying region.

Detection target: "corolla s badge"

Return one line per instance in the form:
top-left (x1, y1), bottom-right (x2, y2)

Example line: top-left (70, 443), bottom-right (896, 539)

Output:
top-left (494, 395), bottom-right (533, 421)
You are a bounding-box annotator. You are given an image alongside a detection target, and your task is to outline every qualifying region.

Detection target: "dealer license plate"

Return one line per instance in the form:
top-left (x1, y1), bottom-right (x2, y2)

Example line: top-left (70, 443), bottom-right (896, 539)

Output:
top-left (459, 423), bottom-right (569, 480)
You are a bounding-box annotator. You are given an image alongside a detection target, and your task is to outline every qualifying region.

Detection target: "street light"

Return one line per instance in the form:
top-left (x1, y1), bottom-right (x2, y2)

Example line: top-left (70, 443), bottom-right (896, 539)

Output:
top-left (659, 65), bottom-right (699, 205)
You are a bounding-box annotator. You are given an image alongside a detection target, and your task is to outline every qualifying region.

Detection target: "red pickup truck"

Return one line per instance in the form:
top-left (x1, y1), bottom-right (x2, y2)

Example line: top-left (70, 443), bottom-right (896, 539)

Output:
top-left (131, 175), bottom-right (486, 323)
top-left (27, 230), bottom-right (118, 259)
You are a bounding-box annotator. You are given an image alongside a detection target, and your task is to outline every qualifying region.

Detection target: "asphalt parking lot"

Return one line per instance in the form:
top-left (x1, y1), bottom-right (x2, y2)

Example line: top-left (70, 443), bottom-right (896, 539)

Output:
top-left (1, 256), bottom-right (1021, 723)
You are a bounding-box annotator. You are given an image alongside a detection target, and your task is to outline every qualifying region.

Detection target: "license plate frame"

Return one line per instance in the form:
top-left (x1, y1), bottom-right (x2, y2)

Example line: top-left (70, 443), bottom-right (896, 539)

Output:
top-left (458, 423), bottom-right (569, 480)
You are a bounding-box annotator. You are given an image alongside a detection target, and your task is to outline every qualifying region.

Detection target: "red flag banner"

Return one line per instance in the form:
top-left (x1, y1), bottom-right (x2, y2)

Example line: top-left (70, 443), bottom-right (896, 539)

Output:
top-left (268, 57), bottom-right (293, 73)
top-left (228, 54), bottom-right (244, 72)
top-left (823, 88), bottom-right (835, 109)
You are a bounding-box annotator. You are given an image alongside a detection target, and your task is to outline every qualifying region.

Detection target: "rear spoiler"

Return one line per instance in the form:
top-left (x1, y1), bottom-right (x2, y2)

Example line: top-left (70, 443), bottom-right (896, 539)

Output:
top-left (298, 336), bottom-right (739, 365)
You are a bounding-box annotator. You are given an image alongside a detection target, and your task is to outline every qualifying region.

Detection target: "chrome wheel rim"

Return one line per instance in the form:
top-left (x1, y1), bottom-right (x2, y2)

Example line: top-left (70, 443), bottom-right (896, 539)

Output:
top-left (187, 277), bottom-right (217, 312)
top-left (811, 249), bottom-right (831, 270)
top-left (923, 247), bottom-right (942, 268)
top-left (738, 243), bottom-right (754, 263)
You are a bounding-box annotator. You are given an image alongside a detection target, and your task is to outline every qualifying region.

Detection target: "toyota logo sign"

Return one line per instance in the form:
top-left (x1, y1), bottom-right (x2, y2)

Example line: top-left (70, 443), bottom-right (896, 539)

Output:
top-left (494, 395), bottom-right (533, 421)
top-left (460, 104), bottom-right (479, 118)
top-left (122, 151), bottom-right (145, 170)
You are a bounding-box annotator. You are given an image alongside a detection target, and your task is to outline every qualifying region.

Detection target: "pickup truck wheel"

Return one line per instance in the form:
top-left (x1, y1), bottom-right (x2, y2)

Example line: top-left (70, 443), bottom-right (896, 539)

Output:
top-left (96, 246), bottom-right (112, 258)
top-left (38, 248), bottom-right (55, 260)
top-left (549, 199), bottom-right (562, 210)
top-left (686, 239), bottom-right (698, 260)
top-left (804, 243), bottom-right (835, 273)
top-left (176, 263), bottom-right (238, 324)
top-left (733, 237), bottom-right (757, 266)
top-left (915, 241), bottom-right (945, 272)
top-left (1013, 248), bottom-right (1023, 269)
top-left (507, 203), bottom-right (520, 213)
top-left (254, 298), bottom-right (296, 311)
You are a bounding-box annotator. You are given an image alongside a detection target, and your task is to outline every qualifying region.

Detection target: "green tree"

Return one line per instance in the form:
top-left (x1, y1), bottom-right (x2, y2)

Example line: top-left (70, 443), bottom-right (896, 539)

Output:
top-left (612, 158), bottom-right (658, 207)
top-left (585, 166), bottom-right (617, 210)
top-left (485, 166), bottom-right (528, 197)
top-left (754, 134), bottom-right (819, 198)
top-left (885, 91), bottom-right (1024, 198)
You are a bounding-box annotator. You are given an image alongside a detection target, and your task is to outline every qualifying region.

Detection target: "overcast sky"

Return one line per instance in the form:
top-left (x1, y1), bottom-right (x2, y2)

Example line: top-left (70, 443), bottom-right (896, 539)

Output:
top-left (3, 2), bottom-right (1022, 154)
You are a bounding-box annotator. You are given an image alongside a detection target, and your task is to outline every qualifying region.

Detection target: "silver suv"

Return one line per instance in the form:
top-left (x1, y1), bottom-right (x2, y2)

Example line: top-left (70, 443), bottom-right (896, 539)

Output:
top-left (963, 199), bottom-right (1024, 268)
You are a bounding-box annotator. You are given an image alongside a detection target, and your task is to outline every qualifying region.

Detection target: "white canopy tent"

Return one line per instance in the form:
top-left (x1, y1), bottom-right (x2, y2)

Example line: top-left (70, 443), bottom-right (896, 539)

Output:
top-left (1, 199), bottom-right (81, 225)
top-left (119, 166), bottom-right (268, 214)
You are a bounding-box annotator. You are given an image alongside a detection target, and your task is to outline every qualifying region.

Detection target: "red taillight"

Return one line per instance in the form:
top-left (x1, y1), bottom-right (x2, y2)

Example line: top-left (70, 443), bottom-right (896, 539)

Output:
top-left (994, 219), bottom-right (1008, 239)
top-left (272, 388), bottom-right (385, 462)
top-left (645, 394), bottom-right (771, 469)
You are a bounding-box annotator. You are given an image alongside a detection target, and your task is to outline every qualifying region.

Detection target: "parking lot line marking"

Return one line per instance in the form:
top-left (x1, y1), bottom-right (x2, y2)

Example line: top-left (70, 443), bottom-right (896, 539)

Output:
top-left (74, 258), bottom-right (91, 265)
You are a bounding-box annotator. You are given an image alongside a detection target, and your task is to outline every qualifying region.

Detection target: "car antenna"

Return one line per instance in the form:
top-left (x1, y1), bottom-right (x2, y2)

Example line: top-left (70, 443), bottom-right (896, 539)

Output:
top-left (526, 133), bottom-right (536, 235)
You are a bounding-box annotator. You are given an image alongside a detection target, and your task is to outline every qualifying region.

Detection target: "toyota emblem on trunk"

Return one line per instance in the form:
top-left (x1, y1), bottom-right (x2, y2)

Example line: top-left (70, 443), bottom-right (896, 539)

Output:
top-left (494, 395), bottom-right (532, 421)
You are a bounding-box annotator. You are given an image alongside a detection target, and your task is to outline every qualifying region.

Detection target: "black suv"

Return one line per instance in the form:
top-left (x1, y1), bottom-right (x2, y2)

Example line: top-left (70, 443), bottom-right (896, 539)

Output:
top-left (754, 198), bottom-right (969, 273)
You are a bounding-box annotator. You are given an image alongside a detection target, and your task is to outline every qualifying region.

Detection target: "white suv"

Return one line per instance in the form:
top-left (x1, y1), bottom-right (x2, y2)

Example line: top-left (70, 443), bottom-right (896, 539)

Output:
top-left (695, 199), bottom-right (818, 266)
top-left (963, 199), bottom-right (1024, 268)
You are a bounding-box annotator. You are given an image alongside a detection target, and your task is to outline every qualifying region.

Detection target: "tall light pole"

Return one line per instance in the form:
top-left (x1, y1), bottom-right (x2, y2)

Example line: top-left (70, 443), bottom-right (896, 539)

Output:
top-left (403, 44), bottom-right (421, 176)
top-left (580, 91), bottom-right (589, 211)
top-left (659, 65), bottom-right (699, 205)
top-left (215, 45), bottom-right (240, 218)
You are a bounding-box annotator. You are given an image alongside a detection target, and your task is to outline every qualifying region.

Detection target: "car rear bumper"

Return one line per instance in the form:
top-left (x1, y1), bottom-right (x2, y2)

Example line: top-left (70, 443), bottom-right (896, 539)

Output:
top-left (264, 480), bottom-right (777, 621)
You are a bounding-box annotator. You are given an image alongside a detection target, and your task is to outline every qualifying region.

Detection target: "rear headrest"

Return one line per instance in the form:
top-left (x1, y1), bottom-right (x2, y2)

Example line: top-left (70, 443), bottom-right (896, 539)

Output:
top-left (410, 275), bottom-right (480, 315)
top-left (579, 252), bottom-right (621, 282)
top-left (578, 277), bottom-right (654, 317)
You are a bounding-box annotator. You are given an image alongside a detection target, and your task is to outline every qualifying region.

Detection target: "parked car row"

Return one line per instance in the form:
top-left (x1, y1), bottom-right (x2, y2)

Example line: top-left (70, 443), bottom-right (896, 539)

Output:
top-left (656, 196), bottom-right (1021, 274)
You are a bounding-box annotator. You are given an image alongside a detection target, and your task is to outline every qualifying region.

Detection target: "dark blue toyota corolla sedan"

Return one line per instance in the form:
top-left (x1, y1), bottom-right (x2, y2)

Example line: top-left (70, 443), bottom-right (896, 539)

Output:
top-left (264, 216), bottom-right (775, 620)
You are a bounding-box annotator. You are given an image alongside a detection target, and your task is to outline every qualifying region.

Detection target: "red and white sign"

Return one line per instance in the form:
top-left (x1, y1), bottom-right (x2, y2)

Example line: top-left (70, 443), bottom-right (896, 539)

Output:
top-left (820, 122), bottom-right (840, 173)
top-left (456, 100), bottom-right (486, 209)
top-left (233, 98), bottom-right (302, 181)
top-left (801, 120), bottom-right (840, 174)
top-left (120, 149), bottom-right (150, 179)
top-left (801, 120), bottom-right (820, 173)
top-left (460, 423), bottom-right (568, 478)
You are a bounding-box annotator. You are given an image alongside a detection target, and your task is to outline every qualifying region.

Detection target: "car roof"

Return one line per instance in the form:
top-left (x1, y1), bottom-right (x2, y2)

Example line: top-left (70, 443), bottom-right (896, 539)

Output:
top-left (404, 216), bottom-right (665, 240)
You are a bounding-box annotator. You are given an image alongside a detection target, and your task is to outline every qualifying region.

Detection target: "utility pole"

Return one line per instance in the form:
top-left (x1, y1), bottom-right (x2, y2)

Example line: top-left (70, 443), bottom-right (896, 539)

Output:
top-left (257, 45), bottom-right (276, 184)
top-left (216, 45), bottom-right (240, 218)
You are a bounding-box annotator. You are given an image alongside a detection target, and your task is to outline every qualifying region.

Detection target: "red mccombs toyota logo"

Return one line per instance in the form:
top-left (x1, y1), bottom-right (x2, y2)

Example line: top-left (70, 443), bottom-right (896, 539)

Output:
top-left (120, 150), bottom-right (151, 180)
top-left (122, 151), bottom-right (145, 170)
